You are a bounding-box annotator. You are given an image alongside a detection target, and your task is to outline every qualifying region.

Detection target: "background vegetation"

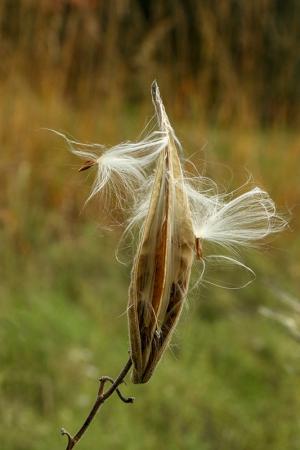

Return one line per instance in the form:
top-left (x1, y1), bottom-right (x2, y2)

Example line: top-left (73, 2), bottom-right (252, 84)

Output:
top-left (0, 1), bottom-right (299, 449)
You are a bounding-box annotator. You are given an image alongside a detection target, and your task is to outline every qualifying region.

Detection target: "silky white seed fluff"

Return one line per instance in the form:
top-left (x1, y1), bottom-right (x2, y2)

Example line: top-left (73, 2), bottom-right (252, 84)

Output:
top-left (50, 128), bottom-right (168, 206)
top-left (187, 181), bottom-right (287, 251)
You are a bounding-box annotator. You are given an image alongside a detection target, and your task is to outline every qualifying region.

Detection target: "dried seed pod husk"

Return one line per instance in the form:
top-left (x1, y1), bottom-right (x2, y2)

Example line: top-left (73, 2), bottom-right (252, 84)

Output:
top-left (128, 82), bottom-right (195, 383)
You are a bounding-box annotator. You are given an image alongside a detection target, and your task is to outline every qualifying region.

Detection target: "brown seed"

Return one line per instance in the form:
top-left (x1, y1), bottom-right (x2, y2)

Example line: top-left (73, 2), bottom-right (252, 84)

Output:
top-left (78, 160), bottom-right (96, 172)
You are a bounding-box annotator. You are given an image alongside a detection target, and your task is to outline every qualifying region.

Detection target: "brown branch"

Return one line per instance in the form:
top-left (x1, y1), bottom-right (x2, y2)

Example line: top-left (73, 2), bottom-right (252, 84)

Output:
top-left (61, 357), bottom-right (133, 450)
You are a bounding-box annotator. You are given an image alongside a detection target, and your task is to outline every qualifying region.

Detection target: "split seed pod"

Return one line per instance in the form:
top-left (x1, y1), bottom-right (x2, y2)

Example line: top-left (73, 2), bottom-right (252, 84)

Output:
top-left (61, 80), bottom-right (286, 385)
top-left (128, 82), bottom-right (195, 383)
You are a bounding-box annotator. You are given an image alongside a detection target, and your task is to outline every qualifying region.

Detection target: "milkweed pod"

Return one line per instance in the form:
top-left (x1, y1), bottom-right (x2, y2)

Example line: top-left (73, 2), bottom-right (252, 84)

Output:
top-left (128, 82), bottom-right (195, 383)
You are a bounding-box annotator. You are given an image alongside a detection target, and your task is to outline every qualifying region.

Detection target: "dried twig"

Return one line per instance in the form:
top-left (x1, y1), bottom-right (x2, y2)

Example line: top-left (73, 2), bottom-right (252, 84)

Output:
top-left (61, 357), bottom-right (134, 450)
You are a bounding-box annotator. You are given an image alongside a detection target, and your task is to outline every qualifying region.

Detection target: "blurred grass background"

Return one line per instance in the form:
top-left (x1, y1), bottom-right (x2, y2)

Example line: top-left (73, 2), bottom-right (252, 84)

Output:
top-left (0, 1), bottom-right (300, 449)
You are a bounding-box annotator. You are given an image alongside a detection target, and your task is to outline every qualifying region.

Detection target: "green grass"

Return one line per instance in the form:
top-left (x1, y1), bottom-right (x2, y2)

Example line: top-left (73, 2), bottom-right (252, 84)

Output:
top-left (1, 213), bottom-right (300, 450)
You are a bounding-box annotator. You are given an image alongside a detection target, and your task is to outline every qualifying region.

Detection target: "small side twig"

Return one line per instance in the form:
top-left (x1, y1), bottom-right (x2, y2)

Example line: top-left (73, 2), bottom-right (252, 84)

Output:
top-left (61, 357), bottom-right (133, 450)
top-left (98, 376), bottom-right (134, 404)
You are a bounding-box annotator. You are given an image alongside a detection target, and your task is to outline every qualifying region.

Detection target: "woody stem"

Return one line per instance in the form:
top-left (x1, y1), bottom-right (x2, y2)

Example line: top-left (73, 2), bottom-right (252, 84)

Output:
top-left (61, 357), bottom-right (133, 450)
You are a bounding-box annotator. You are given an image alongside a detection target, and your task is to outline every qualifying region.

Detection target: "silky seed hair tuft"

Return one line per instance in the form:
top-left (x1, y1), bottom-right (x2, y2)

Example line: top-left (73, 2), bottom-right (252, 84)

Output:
top-left (50, 128), bottom-right (168, 208)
